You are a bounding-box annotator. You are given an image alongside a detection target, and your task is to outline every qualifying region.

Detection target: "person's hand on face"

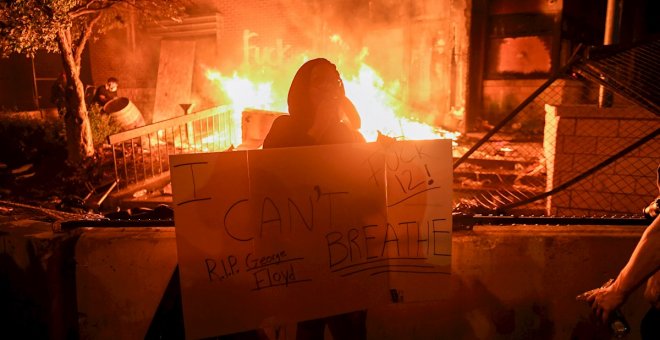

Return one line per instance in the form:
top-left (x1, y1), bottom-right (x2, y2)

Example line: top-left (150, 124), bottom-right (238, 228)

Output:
top-left (307, 64), bottom-right (343, 139)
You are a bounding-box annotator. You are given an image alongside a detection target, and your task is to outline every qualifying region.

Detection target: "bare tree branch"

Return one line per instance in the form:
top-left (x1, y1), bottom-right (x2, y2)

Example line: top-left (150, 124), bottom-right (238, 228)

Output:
top-left (64, 28), bottom-right (72, 48)
top-left (70, 0), bottom-right (120, 18)
top-left (71, 9), bottom-right (100, 18)
top-left (74, 12), bottom-right (102, 66)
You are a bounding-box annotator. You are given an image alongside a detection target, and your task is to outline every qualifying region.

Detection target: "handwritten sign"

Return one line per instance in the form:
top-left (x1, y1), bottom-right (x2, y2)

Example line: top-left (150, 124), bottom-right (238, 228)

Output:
top-left (170, 140), bottom-right (453, 338)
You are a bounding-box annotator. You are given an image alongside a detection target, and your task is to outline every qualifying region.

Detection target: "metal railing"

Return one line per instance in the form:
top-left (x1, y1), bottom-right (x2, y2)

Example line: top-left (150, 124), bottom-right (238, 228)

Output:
top-left (107, 105), bottom-right (235, 191)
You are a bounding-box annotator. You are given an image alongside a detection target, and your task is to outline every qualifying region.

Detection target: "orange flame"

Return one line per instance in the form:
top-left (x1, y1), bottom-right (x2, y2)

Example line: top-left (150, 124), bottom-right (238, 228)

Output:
top-left (343, 63), bottom-right (459, 142)
top-left (205, 41), bottom-right (459, 147)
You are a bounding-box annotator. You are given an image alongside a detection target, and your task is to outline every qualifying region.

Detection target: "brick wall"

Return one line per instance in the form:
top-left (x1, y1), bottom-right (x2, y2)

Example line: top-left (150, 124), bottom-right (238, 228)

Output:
top-left (189, 0), bottom-right (325, 72)
top-left (544, 104), bottom-right (660, 216)
top-left (189, 0), bottom-right (323, 113)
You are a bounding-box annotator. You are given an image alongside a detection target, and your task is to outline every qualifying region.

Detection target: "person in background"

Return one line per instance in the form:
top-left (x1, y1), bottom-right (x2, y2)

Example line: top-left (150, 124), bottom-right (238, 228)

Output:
top-left (50, 71), bottom-right (70, 117)
top-left (578, 165), bottom-right (660, 339)
top-left (263, 58), bottom-right (366, 340)
top-left (92, 77), bottom-right (119, 107)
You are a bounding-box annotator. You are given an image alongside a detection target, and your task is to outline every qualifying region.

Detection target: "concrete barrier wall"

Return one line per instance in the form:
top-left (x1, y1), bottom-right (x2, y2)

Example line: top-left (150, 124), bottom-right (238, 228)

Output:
top-left (369, 225), bottom-right (650, 339)
top-left (1, 221), bottom-right (653, 339)
top-left (75, 228), bottom-right (178, 340)
top-left (0, 219), bottom-right (80, 339)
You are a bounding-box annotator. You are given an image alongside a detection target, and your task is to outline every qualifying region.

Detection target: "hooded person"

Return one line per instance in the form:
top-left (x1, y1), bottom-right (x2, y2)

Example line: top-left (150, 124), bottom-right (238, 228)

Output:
top-left (262, 58), bottom-right (367, 339)
top-left (263, 58), bottom-right (365, 148)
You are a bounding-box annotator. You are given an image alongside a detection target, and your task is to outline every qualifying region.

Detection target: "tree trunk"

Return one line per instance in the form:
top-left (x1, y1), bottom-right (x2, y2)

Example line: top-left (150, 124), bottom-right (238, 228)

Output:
top-left (64, 73), bottom-right (95, 164)
top-left (58, 32), bottom-right (95, 164)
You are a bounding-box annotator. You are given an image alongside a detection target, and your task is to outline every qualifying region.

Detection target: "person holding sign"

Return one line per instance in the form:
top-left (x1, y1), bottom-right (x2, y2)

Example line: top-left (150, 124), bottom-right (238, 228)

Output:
top-left (263, 58), bottom-right (367, 339)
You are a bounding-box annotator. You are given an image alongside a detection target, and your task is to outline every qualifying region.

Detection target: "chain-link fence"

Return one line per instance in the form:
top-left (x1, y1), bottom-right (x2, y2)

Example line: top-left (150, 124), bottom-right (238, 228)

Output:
top-left (454, 39), bottom-right (660, 217)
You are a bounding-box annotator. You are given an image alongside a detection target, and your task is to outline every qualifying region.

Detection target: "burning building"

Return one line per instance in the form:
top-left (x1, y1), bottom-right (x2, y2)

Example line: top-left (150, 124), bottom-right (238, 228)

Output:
top-left (87, 0), bottom-right (471, 144)
top-left (83, 0), bottom-right (655, 138)
top-left (79, 0), bottom-right (658, 216)
top-left (1, 0), bottom-right (656, 140)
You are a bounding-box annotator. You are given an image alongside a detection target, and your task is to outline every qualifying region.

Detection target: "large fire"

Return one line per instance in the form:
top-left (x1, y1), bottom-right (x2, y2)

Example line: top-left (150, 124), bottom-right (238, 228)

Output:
top-left (205, 45), bottom-right (459, 148)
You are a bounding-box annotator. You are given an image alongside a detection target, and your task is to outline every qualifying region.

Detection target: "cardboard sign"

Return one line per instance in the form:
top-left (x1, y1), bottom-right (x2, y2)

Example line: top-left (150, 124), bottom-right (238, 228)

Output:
top-left (170, 140), bottom-right (452, 338)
